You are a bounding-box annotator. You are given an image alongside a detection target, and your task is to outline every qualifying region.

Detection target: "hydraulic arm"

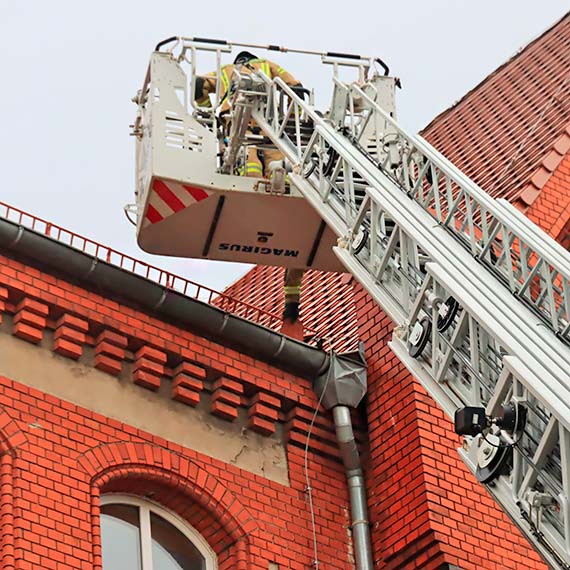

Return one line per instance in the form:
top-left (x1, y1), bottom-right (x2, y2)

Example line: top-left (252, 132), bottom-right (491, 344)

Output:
top-left (248, 64), bottom-right (570, 570)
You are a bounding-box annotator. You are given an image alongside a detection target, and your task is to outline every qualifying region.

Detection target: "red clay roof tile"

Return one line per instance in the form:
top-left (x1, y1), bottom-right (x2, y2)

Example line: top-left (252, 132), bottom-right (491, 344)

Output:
top-left (421, 12), bottom-right (570, 207)
top-left (222, 265), bottom-right (360, 352)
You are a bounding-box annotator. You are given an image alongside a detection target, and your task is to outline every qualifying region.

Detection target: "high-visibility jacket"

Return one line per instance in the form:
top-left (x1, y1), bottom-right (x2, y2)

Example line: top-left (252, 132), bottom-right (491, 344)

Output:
top-left (284, 268), bottom-right (304, 303)
top-left (195, 59), bottom-right (300, 113)
top-left (283, 267), bottom-right (304, 323)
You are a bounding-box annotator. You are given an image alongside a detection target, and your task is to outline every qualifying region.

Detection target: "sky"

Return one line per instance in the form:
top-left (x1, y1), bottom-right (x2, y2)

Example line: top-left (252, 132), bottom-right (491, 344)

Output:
top-left (1, 1), bottom-right (568, 292)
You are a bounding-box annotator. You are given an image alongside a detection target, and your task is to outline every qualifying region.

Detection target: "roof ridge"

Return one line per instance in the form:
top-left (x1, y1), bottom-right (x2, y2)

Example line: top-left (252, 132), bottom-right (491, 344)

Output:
top-left (421, 10), bottom-right (570, 134)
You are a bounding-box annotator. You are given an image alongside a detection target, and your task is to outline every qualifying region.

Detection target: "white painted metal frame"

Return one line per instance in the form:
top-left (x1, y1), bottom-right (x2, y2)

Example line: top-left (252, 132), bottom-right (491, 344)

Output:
top-left (100, 494), bottom-right (217, 570)
top-left (132, 39), bottom-right (385, 210)
top-left (351, 84), bottom-right (570, 344)
top-left (244, 76), bottom-right (570, 569)
top-left (132, 50), bottom-right (261, 230)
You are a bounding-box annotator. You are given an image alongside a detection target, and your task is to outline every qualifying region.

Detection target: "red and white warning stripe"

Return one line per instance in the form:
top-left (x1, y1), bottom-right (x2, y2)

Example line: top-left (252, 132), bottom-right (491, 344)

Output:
top-left (144, 178), bottom-right (212, 225)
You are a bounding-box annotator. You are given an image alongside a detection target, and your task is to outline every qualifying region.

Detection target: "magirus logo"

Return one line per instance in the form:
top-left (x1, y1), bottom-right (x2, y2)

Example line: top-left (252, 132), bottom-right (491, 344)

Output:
top-left (218, 243), bottom-right (299, 257)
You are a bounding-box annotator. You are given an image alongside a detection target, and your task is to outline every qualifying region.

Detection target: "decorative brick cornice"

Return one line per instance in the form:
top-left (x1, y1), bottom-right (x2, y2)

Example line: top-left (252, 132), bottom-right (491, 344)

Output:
top-left (94, 329), bottom-right (127, 376)
top-left (211, 376), bottom-right (243, 421)
top-left (133, 346), bottom-right (167, 391)
top-left (0, 272), bottom-right (365, 462)
top-left (248, 392), bottom-right (280, 436)
top-left (171, 361), bottom-right (205, 406)
top-left (12, 298), bottom-right (48, 345)
top-left (53, 314), bottom-right (88, 360)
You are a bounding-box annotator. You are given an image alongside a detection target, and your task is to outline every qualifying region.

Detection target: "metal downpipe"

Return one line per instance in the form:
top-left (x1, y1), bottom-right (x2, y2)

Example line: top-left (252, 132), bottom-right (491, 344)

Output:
top-left (332, 405), bottom-right (373, 570)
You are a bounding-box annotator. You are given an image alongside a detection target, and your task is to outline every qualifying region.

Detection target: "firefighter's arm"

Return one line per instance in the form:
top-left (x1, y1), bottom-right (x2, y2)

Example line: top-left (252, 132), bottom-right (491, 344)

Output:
top-left (194, 73), bottom-right (217, 108)
top-left (268, 60), bottom-right (301, 87)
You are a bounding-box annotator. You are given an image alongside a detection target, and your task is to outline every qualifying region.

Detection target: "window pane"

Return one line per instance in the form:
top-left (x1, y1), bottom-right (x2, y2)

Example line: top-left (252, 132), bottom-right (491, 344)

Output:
top-left (150, 512), bottom-right (206, 570)
top-left (101, 504), bottom-right (142, 570)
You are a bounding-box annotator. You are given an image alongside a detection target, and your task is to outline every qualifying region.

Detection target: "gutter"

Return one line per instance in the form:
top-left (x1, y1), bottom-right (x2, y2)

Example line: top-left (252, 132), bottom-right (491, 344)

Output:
top-left (333, 406), bottom-right (373, 570)
top-left (314, 349), bottom-right (373, 570)
top-left (0, 217), bottom-right (333, 380)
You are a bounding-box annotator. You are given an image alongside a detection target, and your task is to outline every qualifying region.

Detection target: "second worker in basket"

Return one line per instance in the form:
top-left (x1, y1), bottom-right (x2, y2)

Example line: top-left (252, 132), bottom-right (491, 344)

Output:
top-left (194, 50), bottom-right (304, 178)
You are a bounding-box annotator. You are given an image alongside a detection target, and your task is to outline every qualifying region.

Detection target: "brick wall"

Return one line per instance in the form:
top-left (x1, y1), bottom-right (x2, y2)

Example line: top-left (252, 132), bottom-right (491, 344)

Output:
top-left (352, 282), bottom-right (547, 570)
top-left (0, 249), bottom-right (362, 570)
top-left (526, 152), bottom-right (570, 246)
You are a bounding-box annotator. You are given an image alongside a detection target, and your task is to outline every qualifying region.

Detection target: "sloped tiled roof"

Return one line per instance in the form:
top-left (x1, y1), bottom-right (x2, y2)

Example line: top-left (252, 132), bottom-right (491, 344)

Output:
top-left (222, 266), bottom-right (359, 352)
top-left (225, 13), bottom-right (570, 348)
top-left (421, 11), bottom-right (570, 208)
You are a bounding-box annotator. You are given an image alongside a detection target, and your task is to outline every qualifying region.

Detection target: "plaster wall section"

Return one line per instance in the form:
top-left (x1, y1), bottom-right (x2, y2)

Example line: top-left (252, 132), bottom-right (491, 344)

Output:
top-left (0, 331), bottom-right (289, 484)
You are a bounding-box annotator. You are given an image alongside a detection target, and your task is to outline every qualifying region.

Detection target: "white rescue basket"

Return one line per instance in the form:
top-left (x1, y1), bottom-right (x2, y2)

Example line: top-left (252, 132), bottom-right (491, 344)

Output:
top-left (133, 50), bottom-right (343, 271)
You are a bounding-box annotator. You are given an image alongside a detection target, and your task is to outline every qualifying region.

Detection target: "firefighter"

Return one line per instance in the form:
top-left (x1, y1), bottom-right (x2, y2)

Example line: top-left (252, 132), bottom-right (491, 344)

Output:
top-left (194, 51), bottom-right (303, 178)
top-left (196, 53), bottom-right (306, 333)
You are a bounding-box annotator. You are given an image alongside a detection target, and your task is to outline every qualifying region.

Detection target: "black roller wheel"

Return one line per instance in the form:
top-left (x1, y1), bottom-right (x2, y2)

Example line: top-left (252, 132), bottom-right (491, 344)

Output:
top-left (302, 152), bottom-right (318, 178)
top-left (352, 229), bottom-right (369, 255)
top-left (475, 434), bottom-right (512, 484)
top-left (323, 148), bottom-right (339, 178)
top-left (409, 317), bottom-right (432, 358)
top-left (437, 296), bottom-right (460, 332)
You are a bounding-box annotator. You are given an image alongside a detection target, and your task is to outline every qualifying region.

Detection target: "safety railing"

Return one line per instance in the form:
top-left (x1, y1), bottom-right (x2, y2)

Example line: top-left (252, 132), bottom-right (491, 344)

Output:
top-left (255, 75), bottom-right (570, 345)
top-left (0, 201), bottom-right (320, 339)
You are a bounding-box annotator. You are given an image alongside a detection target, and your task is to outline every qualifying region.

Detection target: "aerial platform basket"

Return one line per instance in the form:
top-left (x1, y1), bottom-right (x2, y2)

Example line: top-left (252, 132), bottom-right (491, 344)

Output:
top-left (131, 41), bottom-right (346, 272)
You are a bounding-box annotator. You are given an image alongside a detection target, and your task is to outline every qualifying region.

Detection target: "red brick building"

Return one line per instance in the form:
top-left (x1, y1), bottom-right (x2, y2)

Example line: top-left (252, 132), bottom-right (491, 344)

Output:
top-left (0, 11), bottom-right (568, 570)
top-left (0, 206), bottom-right (368, 570)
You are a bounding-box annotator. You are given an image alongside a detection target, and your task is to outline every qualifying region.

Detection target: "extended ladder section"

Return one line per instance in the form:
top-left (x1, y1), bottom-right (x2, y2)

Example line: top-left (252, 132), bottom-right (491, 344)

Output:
top-left (249, 59), bottom-right (570, 570)
top-left (133, 40), bottom-right (570, 569)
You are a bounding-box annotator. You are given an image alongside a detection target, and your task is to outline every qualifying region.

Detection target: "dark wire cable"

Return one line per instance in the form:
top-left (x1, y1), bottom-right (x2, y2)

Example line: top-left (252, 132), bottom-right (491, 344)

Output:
top-left (303, 342), bottom-right (333, 569)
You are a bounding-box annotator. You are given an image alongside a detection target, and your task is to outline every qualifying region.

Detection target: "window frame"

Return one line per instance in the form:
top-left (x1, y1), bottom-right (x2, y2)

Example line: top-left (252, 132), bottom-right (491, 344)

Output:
top-left (100, 494), bottom-right (217, 570)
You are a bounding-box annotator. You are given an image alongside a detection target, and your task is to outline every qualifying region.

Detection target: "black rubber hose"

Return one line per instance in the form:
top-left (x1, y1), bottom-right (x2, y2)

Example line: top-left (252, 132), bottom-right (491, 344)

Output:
top-left (192, 37), bottom-right (228, 45)
top-left (326, 51), bottom-right (361, 60)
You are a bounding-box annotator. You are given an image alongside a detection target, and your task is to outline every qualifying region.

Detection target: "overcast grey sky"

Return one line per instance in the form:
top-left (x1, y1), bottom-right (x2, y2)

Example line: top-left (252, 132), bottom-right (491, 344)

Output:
top-left (1, 1), bottom-right (568, 291)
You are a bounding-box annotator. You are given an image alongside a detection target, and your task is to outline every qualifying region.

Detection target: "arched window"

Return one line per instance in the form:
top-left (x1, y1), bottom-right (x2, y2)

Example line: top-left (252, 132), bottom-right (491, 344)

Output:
top-left (100, 495), bottom-right (217, 570)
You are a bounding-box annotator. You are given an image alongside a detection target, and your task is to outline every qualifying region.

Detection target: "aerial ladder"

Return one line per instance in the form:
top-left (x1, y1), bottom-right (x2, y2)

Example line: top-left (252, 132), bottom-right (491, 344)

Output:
top-left (130, 37), bottom-right (570, 569)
